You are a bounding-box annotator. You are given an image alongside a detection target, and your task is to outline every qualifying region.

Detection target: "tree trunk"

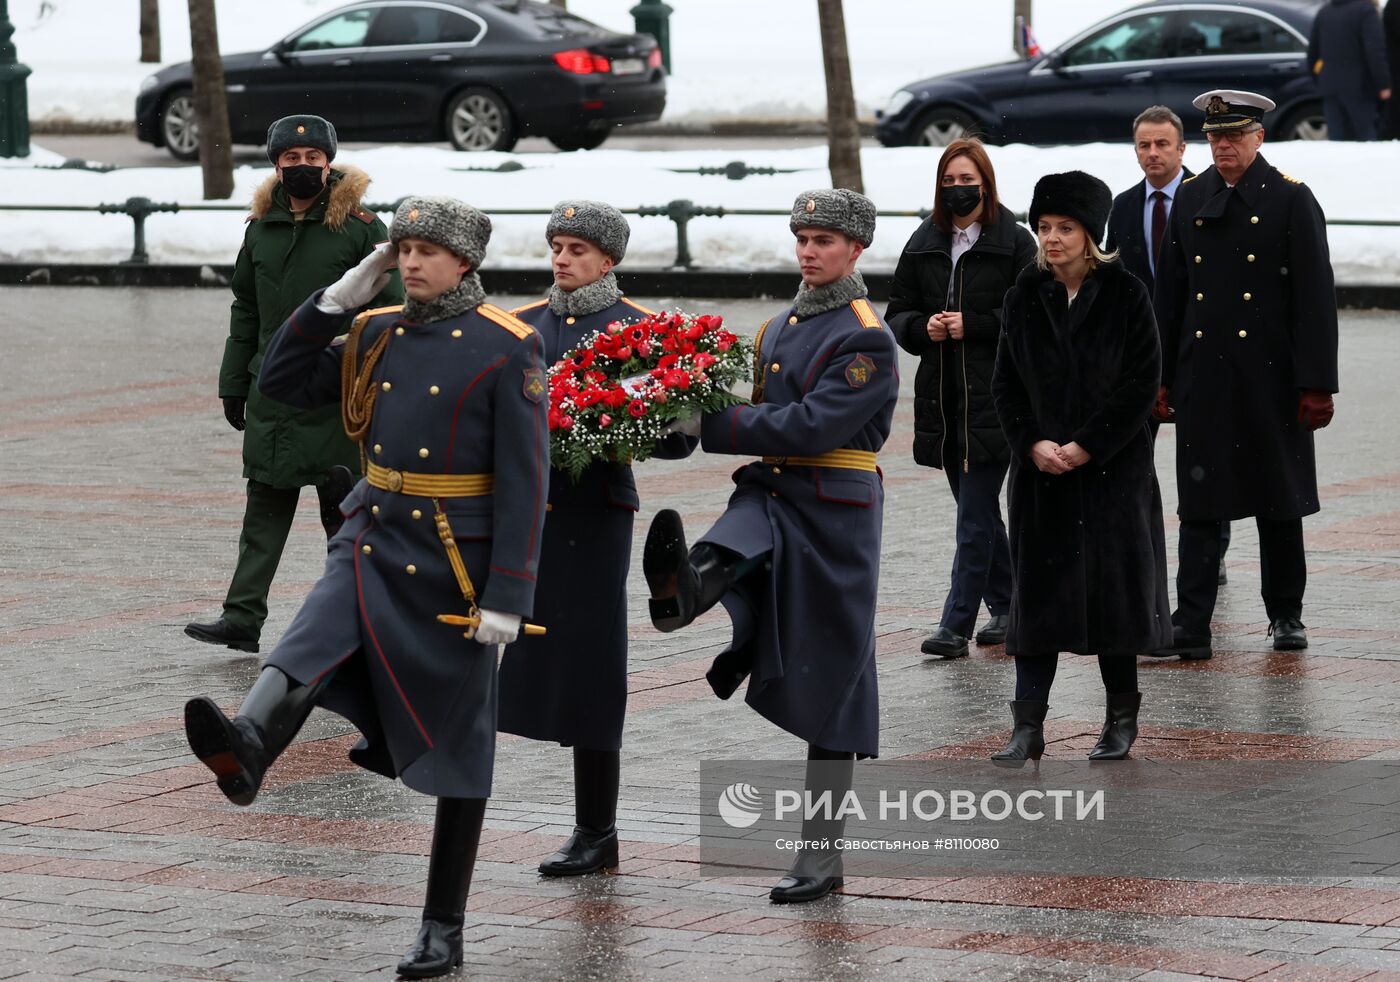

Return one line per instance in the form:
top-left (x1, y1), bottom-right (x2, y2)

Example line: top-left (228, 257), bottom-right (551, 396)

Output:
top-left (140, 0), bottom-right (160, 63)
top-left (187, 0), bottom-right (233, 200)
top-left (816, 0), bottom-right (862, 193)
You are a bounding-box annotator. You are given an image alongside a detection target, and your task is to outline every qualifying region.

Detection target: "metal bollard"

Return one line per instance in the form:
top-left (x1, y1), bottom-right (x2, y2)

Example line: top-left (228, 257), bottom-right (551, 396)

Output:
top-left (98, 197), bottom-right (181, 264)
top-left (637, 199), bottom-right (726, 269)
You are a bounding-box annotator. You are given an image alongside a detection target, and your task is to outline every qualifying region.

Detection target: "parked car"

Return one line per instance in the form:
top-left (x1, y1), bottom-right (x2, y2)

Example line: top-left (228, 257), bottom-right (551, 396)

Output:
top-left (136, 0), bottom-right (666, 160)
top-left (876, 0), bottom-right (1326, 147)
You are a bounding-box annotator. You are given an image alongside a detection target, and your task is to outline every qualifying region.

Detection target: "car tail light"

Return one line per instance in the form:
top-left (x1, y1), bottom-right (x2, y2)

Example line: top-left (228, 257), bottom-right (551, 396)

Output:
top-left (647, 48), bottom-right (662, 69)
top-left (553, 48), bottom-right (611, 74)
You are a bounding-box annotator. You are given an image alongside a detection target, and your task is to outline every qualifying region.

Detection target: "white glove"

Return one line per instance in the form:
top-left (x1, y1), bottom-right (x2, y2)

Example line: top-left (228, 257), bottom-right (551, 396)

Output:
top-left (318, 241), bottom-right (397, 314)
top-left (474, 609), bottom-right (522, 646)
top-left (661, 413), bottom-right (702, 438)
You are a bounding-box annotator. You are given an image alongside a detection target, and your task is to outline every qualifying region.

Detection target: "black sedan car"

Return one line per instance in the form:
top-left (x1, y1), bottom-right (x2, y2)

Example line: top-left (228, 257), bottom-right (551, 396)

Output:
top-left (876, 0), bottom-right (1326, 146)
top-left (136, 0), bottom-right (666, 159)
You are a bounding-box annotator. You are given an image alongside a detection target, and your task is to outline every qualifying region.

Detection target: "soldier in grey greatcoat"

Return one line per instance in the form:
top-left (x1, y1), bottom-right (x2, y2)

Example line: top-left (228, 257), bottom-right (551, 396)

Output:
top-left (643, 189), bottom-right (899, 904)
top-left (182, 197), bottom-right (548, 980)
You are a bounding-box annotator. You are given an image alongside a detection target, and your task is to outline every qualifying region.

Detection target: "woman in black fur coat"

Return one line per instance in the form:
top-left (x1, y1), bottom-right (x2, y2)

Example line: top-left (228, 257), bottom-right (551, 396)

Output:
top-left (990, 171), bottom-right (1172, 762)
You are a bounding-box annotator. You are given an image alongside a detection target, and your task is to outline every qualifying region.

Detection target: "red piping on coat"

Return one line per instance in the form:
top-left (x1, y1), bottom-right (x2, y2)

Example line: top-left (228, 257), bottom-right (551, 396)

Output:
top-left (443, 356), bottom-right (507, 472)
top-left (352, 525), bottom-right (433, 748)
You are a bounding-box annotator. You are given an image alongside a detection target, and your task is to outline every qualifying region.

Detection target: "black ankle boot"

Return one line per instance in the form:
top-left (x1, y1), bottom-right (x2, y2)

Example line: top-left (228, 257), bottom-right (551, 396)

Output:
top-left (539, 748), bottom-right (620, 876)
top-left (184, 667), bottom-right (322, 806)
top-left (990, 700), bottom-right (1048, 766)
top-left (1088, 691), bottom-right (1141, 760)
top-left (398, 797), bottom-right (486, 979)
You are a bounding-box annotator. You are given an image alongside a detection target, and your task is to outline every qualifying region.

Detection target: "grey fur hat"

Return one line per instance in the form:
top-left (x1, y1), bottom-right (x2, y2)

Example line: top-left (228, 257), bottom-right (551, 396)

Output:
top-left (789, 188), bottom-right (877, 247)
top-left (266, 114), bottom-right (337, 163)
top-left (390, 196), bottom-right (492, 270)
top-left (546, 200), bottom-right (630, 262)
top-left (1028, 171), bottom-right (1113, 246)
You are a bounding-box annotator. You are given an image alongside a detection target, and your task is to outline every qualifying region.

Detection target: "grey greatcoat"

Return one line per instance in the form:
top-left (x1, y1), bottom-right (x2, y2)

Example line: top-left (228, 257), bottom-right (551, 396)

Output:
top-left (698, 295), bottom-right (899, 758)
top-left (257, 292), bottom-right (549, 798)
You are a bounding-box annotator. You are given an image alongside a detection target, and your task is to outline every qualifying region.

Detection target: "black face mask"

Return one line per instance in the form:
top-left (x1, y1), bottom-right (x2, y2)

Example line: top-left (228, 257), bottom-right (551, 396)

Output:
top-left (281, 164), bottom-right (327, 200)
top-left (942, 184), bottom-right (983, 218)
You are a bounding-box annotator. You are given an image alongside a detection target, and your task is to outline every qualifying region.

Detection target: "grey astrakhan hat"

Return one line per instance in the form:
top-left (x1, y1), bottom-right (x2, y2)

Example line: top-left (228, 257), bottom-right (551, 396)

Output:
top-left (789, 188), bottom-right (877, 247)
top-left (390, 196), bottom-right (492, 270)
top-left (546, 200), bottom-right (630, 262)
top-left (266, 114), bottom-right (337, 163)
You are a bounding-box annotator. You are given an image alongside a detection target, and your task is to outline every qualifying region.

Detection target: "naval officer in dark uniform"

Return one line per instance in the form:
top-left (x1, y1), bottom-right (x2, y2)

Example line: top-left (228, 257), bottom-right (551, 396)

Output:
top-left (644, 189), bottom-right (899, 904)
top-left (182, 196), bottom-right (549, 979)
top-left (1151, 90), bottom-right (1338, 661)
top-left (499, 201), bottom-right (694, 877)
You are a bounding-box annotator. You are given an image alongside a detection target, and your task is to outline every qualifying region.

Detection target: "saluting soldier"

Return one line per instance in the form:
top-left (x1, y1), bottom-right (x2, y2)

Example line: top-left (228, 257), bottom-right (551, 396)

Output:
top-left (187, 114), bottom-right (402, 655)
top-left (1151, 90), bottom-right (1338, 661)
top-left (182, 197), bottom-right (548, 980)
top-left (499, 201), bottom-right (694, 877)
top-left (643, 189), bottom-right (899, 904)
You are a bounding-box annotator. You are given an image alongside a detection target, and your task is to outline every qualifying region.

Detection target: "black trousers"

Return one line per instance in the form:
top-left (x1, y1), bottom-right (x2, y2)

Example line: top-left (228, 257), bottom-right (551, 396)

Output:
top-left (1175, 517), bottom-right (1306, 638)
top-left (938, 453), bottom-right (1012, 637)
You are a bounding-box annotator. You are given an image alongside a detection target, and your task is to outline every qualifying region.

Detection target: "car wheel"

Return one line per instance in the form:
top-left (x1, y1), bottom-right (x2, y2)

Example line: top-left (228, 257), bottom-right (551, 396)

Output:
top-left (1277, 103), bottom-right (1327, 141)
top-left (445, 88), bottom-right (517, 152)
top-left (161, 90), bottom-right (201, 162)
top-left (548, 130), bottom-right (610, 152)
top-left (914, 107), bottom-right (980, 147)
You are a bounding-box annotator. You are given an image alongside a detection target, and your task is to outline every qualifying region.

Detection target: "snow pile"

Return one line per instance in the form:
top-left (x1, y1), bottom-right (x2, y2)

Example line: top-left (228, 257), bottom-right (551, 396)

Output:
top-left (9, 0), bottom-right (1137, 128)
top-left (2, 140), bottom-right (1397, 285)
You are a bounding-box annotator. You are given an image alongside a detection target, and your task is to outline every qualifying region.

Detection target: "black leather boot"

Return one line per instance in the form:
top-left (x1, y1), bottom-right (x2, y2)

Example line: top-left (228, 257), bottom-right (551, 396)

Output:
top-left (974, 615), bottom-right (1010, 646)
top-left (398, 797), bottom-right (486, 979)
top-left (1270, 617), bottom-right (1308, 651)
top-left (990, 700), bottom-right (1048, 766)
top-left (184, 667), bottom-right (324, 806)
top-left (184, 617), bottom-right (259, 653)
top-left (317, 464), bottom-right (357, 541)
top-left (644, 509), bottom-right (750, 633)
top-left (770, 746), bottom-right (852, 904)
top-left (539, 748), bottom-right (620, 876)
top-left (920, 626), bottom-right (969, 659)
top-left (1088, 691), bottom-right (1141, 761)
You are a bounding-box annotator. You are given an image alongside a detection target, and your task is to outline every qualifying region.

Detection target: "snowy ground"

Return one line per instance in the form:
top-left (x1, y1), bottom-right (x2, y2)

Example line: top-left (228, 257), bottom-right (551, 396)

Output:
top-left (3, 139), bottom-right (1397, 284)
top-left (11, 0), bottom-right (1138, 128)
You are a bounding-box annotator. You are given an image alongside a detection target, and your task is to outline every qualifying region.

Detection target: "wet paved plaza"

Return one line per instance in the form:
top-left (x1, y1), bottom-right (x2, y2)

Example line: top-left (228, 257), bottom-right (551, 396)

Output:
top-left (2, 287), bottom-right (1400, 980)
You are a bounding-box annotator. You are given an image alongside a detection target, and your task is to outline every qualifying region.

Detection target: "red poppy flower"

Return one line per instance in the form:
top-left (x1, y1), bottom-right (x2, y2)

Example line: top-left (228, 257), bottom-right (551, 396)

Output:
top-left (627, 400), bottom-right (647, 419)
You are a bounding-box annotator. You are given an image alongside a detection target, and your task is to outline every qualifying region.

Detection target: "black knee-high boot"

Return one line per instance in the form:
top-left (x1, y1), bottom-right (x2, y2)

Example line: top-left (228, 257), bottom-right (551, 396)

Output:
top-left (770, 745), bottom-right (854, 904)
top-left (398, 796), bottom-right (487, 980)
top-left (184, 666), bottom-right (327, 806)
top-left (538, 747), bottom-right (620, 876)
top-left (644, 509), bottom-right (756, 632)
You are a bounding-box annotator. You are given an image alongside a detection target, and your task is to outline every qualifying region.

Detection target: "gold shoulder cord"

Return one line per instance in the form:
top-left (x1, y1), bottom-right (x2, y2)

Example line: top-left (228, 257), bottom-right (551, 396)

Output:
top-left (750, 317), bottom-right (773, 404)
top-left (341, 313), bottom-right (392, 472)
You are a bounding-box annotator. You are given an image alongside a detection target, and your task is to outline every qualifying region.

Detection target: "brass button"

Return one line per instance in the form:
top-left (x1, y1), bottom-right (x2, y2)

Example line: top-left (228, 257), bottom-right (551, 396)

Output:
top-left (1243, 292), bottom-right (1252, 301)
top-left (1195, 219), bottom-right (1203, 227)
top-left (381, 381), bottom-right (392, 392)
top-left (1251, 216), bottom-right (1259, 224)
top-left (1195, 330), bottom-right (1203, 339)
top-left (566, 316), bottom-right (576, 325)
top-left (772, 466), bottom-right (781, 474)
top-left (395, 327), bottom-right (405, 336)
top-left (452, 329), bottom-right (462, 338)
top-left (411, 509), bottom-right (422, 520)
top-left (1247, 254), bottom-right (1256, 262)
top-left (788, 316), bottom-right (798, 325)
top-left (418, 448), bottom-right (430, 459)
top-left (770, 363), bottom-right (780, 373)
top-left (1196, 293), bottom-right (1204, 301)
top-left (1238, 330), bottom-right (1248, 338)
top-left (373, 443), bottom-right (382, 453)
top-left (429, 385), bottom-right (440, 396)
top-left (371, 505), bottom-right (380, 515)
top-left (385, 470), bottom-right (403, 493)
top-left (362, 544), bottom-right (372, 555)
top-left (1194, 255), bottom-right (1202, 264)
top-left (406, 564), bottom-right (417, 575)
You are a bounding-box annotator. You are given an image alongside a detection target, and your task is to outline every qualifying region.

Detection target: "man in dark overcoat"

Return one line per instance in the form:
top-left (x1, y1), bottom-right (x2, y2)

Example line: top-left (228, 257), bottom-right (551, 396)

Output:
top-left (1308, 0), bottom-right (1392, 141)
top-left (182, 196), bottom-right (548, 979)
top-left (187, 114), bottom-right (402, 654)
top-left (643, 189), bottom-right (899, 904)
top-left (1152, 90), bottom-right (1339, 660)
top-left (499, 200), bottom-right (693, 877)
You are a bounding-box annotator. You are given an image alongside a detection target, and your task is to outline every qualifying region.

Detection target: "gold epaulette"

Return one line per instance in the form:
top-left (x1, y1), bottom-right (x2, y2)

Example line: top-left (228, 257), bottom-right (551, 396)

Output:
top-left (351, 304), bottom-right (405, 331)
top-left (621, 297), bottom-right (657, 316)
top-left (1280, 172), bottom-right (1304, 185)
top-left (477, 303), bottom-right (535, 340)
top-left (850, 297), bottom-right (881, 329)
top-left (509, 299), bottom-right (549, 316)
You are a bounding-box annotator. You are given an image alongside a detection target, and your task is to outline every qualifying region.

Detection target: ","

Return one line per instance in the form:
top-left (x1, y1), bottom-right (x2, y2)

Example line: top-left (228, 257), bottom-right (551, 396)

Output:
top-left (876, 0), bottom-right (1327, 147)
top-left (135, 0), bottom-right (666, 160)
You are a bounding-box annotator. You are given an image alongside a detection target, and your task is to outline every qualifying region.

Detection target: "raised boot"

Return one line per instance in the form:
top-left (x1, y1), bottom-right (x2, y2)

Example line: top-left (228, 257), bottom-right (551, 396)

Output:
top-left (539, 748), bottom-right (620, 876)
top-left (398, 797), bottom-right (486, 979)
top-left (183, 667), bottom-right (323, 806)
top-left (770, 747), bottom-right (852, 904)
top-left (1088, 691), bottom-right (1142, 761)
top-left (644, 510), bottom-right (750, 632)
top-left (990, 700), bottom-right (1048, 766)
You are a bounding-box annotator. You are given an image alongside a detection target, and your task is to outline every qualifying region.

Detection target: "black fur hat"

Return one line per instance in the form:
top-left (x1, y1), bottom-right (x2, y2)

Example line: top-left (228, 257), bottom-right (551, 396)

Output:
top-left (1028, 171), bottom-right (1113, 245)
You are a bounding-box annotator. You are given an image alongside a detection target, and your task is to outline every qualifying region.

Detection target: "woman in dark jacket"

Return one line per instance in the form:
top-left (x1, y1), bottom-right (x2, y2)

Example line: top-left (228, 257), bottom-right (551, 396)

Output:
top-left (990, 171), bottom-right (1171, 763)
top-left (886, 138), bottom-right (1037, 660)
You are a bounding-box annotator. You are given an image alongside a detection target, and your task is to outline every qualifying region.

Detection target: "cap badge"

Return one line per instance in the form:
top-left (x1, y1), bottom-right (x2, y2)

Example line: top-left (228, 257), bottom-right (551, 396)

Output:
top-left (296, 124), bottom-right (306, 134)
top-left (564, 206), bottom-right (576, 218)
top-left (408, 208), bottom-right (420, 221)
top-left (1207, 96), bottom-right (1229, 116)
top-left (805, 198), bottom-right (817, 214)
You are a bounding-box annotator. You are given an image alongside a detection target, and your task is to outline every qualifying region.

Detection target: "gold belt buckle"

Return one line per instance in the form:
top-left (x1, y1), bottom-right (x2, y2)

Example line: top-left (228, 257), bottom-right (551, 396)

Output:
top-left (385, 468), bottom-right (404, 493)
